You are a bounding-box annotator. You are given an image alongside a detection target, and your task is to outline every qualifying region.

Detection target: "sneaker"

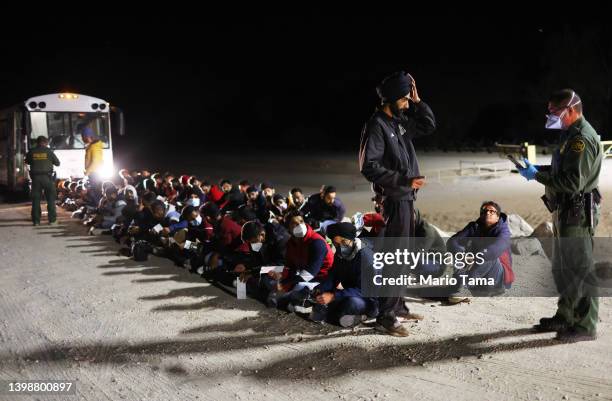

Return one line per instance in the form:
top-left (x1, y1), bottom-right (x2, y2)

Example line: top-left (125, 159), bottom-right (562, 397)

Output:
top-left (376, 321), bottom-right (410, 337)
top-left (266, 291), bottom-right (279, 308)
top-left (534, 316), bottom-right (570, 333)
top-left (555, 327), bottom-right (597, 342)
top-left (294, 305), bottom-right (312, 314)
top-left (339, 314), bottom-right (366, 328)
top-left (152, 247), bottom-right (166, 257)
top-left (443, 296), bottom-right (471, 306)
top-left (33, 222), bottom-right (40, 226)
top-left (310, 304), bottom-right (328, 323)
top-left (397, 312), bottom-right (424, 323)
top-left (49, 220), bottom-right (58, 226)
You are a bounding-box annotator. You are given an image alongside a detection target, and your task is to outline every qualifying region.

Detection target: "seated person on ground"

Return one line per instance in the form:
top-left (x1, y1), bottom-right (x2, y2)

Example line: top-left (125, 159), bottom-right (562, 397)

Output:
top-left (265, 210), bottom-right (334, 312)
top-left (310, 222), bottom-right (379, 327)
top-left (446, 201), bottom-right (514, 296)
top-left (302, 185), bottom-right (346, 234)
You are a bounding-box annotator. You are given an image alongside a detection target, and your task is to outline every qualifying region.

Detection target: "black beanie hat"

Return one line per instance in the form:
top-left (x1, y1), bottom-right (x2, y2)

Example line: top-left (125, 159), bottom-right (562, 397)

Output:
top-left (327, 222), bottom-right (357, 241)
top-left (376, 71), bottom-right (414, 103)
top-left (241, 220), bottom-right (264, 241)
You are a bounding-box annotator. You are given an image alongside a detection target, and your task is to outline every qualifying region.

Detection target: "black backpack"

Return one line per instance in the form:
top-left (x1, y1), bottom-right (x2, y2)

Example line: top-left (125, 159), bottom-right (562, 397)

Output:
top-left (132, 240), bottom-right (152, 262)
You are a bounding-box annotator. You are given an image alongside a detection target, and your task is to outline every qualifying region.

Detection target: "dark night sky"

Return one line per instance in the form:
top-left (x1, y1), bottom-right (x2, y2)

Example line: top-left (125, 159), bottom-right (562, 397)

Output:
top-left (2, 16), bottom-right (611, 160)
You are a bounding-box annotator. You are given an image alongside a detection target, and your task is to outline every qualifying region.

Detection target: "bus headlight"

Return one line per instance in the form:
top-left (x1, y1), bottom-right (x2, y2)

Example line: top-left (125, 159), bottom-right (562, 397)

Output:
top-left (100, 163), bottom-right (115, 179)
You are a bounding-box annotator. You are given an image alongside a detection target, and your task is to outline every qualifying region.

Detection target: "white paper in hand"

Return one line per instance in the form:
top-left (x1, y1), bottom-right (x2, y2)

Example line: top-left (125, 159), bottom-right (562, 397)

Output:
top-left (153, 224), bottom-right (163, 233)
top-left (236, 280), bottom-right (247, 299)
top-left (259, 266), bottom-right (284, 275)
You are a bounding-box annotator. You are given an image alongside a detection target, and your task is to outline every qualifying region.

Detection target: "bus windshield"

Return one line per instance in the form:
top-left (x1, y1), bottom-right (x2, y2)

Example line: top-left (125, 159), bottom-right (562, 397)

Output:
top-left (29, 112), bottom-right (110, 150)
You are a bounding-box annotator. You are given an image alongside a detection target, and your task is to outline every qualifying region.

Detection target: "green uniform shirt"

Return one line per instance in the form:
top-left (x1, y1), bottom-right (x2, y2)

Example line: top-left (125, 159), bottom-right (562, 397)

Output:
top-left (25, 145), bottom-right (60, 174)
top-left (535, 117), bottom-right (602, 203)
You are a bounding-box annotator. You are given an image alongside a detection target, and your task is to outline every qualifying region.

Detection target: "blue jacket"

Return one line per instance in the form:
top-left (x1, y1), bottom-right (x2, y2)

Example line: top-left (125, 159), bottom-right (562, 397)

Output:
top-left (447, 213), bottom-right (514, 285)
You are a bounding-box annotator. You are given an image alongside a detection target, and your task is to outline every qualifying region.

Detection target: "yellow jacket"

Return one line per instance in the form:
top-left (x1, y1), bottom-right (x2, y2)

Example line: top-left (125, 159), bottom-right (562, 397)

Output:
top-left (85, 140), bottom-right (104, 176)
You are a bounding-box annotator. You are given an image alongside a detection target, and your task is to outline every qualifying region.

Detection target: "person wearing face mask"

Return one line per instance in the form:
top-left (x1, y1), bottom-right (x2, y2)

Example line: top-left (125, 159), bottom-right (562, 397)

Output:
top-left (183, 187), bottom-right (203, 208)
top-left (267, 210), bottom-right (334, 311)
top-left (224, 220), bottom-right (286, 300)
top-left (93, 185), bottom-right (127, 230)
top-left (270, 193), bottom-right (288, 220)
top-left (310, 223), bottom-right (380, 328)
top-left (517, 89), bottom-right (603, 343)
top-left (359, 71), bottom-right (436, 238)
top-left (158, 205), bottom-right (201, 266)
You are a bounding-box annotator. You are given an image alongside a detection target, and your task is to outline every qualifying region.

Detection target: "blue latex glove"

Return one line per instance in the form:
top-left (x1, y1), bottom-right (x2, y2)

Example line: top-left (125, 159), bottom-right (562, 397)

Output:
top-left (518, 159), bottom-right (538, 180)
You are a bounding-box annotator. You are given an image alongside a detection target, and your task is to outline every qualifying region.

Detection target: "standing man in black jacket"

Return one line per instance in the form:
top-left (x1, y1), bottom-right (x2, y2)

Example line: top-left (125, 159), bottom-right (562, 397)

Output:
top-left (359, 71), bottom-right (436, 237)
top-left (358, 71), bottom-right (436, 336)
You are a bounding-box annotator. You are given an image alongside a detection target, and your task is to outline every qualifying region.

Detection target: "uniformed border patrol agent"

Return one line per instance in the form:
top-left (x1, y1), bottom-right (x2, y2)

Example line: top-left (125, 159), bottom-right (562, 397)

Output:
top-left (25, 136), bottom-right (61, 226)
top-left (518, 89), bottom-right (602, 342)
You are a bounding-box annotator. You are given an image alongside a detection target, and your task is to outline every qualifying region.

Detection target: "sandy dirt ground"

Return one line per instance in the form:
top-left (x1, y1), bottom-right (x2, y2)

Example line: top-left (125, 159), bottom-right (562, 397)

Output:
top-left (1, 152), bottom-right (612, 401)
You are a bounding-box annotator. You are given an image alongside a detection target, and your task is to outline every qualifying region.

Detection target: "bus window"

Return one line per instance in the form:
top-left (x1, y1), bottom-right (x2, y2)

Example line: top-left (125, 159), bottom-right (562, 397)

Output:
top-left (29, 112), bottom-right (110, 150)
top-left (30, 112), bottom-right (49, 139)
top-left (70, 113), bottom-right (110, 148)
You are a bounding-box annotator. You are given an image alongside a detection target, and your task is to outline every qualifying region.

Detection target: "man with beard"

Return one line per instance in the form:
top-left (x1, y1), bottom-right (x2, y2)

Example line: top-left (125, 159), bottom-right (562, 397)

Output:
top-left (359, 71), bottom-right (436, 237)
top-left (219, 179), bottom-right (246, 213)
top-left (358, 71), bottom-right (436, 336)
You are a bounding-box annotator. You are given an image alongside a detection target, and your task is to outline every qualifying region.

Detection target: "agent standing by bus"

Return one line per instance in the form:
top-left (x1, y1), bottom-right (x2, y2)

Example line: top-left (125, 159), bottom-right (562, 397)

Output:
top-left (25, 136), bottom-right (60, 225)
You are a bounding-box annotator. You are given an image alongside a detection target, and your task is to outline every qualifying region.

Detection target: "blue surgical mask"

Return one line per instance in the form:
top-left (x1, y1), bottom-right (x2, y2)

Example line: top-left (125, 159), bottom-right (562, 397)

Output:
top-left (339, 244), bottom-right (353, 259)
top-left (190, 215), bottom-right (202, 226)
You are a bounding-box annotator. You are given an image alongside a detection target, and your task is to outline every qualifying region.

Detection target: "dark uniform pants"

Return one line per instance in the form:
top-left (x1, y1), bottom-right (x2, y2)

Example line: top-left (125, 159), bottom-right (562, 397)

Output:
top-left (551, 208), bottom-right (599, 334)
top-left (31, 174), bottom-right (57, 224)
top-left (381, 198), bottom-right (415, 237)
top-left (377, 197), bottom-right (415, 324)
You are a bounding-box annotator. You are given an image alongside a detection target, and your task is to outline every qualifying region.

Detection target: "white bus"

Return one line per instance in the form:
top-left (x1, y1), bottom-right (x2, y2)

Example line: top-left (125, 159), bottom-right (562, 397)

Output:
top-left (0, 93), bottom-right (124, 193)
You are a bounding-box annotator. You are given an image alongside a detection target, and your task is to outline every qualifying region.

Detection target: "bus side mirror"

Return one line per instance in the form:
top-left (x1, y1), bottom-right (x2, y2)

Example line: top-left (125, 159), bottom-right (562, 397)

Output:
top-left (111, 106), bottom-right (126, 136)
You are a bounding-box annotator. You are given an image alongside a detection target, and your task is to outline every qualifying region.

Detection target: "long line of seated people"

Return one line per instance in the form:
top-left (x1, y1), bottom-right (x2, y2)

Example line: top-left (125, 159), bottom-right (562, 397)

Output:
top-left (54, 170), bottom-right (514, 337)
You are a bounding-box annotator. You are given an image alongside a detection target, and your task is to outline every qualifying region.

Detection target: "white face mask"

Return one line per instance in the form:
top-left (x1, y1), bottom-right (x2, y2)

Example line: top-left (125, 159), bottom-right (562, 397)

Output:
top-left (545, 113), bottom-right (564, 130)
top-left (292, 223), bottom-right (307, 238)
top-left (187, 198), bottom-right (201, 207)
top-left (190, 215), bottom-right (202, 226)
top-left (278, 202), bottom-right (287, 211)
top-left (250, 242), bottom-right (263, 252)
top-left (545, 91), bottom-right (581, 130)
